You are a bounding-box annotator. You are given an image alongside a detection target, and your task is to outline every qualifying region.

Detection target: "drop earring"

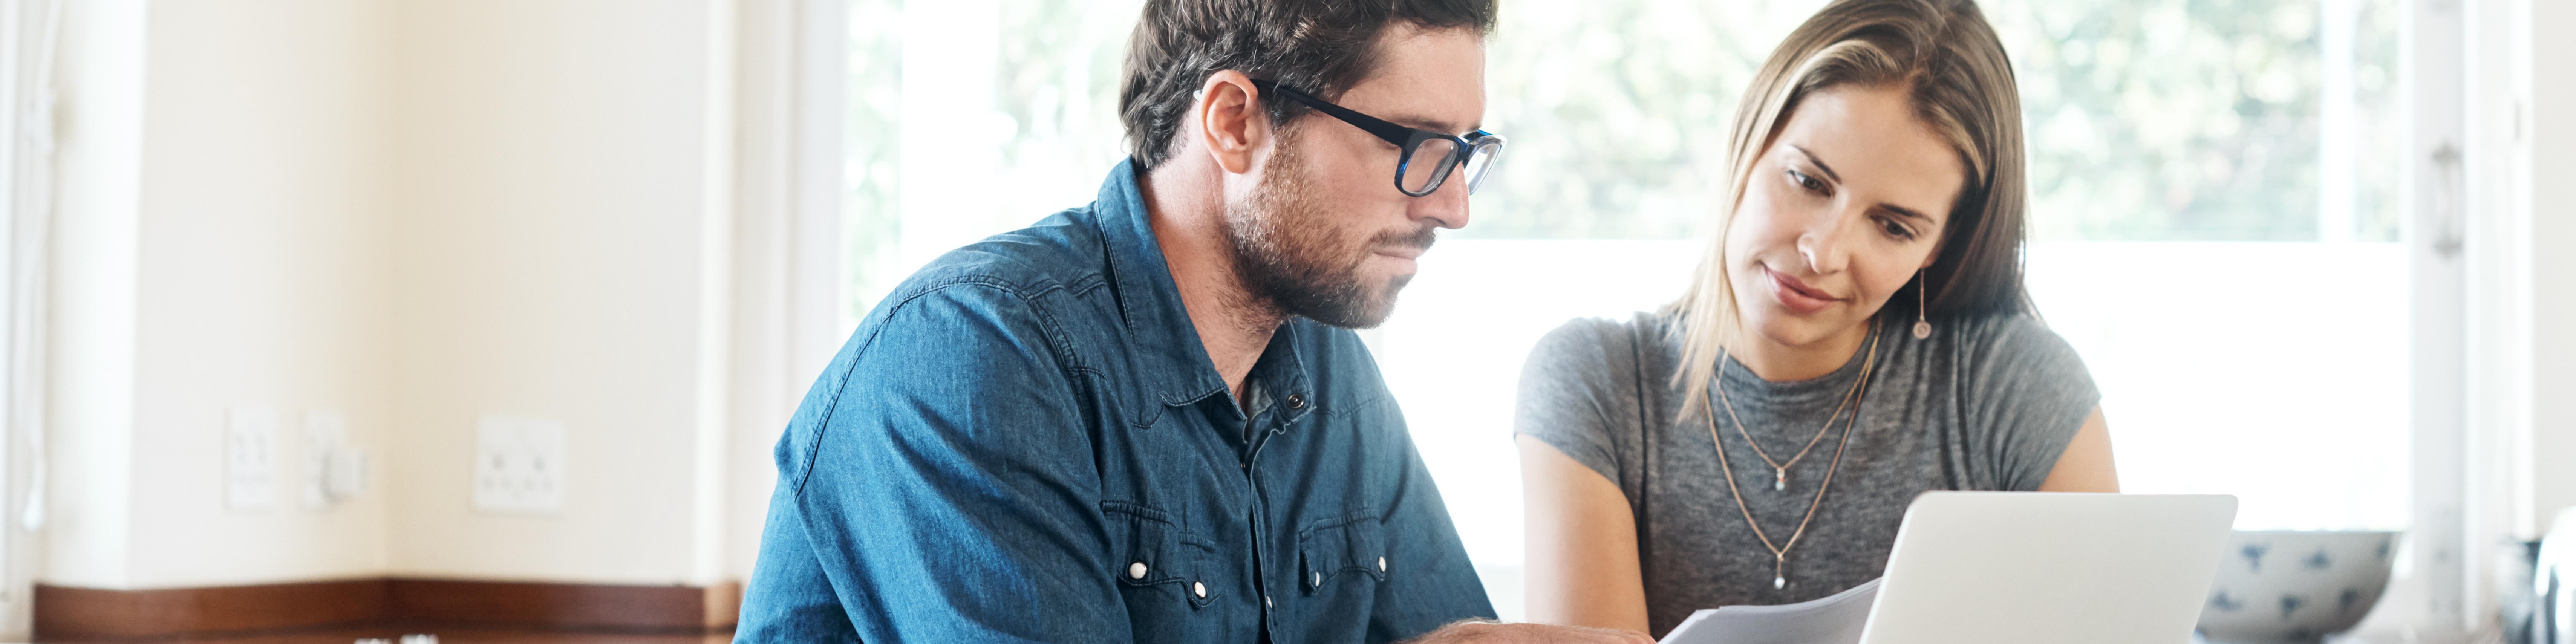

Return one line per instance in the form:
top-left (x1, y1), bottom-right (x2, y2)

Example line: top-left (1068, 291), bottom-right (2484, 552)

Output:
top-left (1911, 269), bottom-right (1933, 339)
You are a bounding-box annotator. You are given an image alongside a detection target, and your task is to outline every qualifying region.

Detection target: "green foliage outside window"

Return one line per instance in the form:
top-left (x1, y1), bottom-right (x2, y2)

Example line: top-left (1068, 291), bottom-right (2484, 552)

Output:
top-left (846, 0), bottom-right (2402, 320)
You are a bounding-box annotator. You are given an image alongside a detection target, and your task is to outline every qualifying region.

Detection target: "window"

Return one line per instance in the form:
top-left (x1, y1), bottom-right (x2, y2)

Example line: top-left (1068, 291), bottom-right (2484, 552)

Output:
top-left (843, 0), bottom-right (2423, 625)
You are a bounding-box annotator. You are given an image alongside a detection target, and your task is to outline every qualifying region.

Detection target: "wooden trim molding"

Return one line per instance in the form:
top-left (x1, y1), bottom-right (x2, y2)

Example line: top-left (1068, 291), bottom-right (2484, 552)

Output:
top-left (385, 578), bottom-right (738, 631)
top-left (33, 580), bottom-right (389, 639)
top-left (32, 578), bottom-right (739, 642)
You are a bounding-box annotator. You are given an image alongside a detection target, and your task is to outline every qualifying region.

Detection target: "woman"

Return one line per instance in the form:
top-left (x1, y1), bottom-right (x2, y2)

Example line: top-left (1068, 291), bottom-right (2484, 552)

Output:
top-left (1512, 0), bottom-right (2120, 637)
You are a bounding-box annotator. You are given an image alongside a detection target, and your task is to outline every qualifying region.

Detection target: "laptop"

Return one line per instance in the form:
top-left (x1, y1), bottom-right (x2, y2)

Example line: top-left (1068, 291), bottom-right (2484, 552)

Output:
top-left (1864, 491), bottom-right (2238, 643)
top-left (1658, 492), bottom-right (2238, 644)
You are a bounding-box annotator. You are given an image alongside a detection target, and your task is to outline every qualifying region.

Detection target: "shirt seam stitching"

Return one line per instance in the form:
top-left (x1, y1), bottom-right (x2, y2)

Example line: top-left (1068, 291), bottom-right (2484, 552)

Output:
top-left (791, 275), bottom-right (1099, 497)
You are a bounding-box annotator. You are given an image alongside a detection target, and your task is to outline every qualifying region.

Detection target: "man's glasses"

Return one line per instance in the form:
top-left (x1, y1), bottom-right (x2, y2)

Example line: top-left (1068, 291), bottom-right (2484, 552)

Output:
top-left (1251, 79), bottom-right (1505, 197)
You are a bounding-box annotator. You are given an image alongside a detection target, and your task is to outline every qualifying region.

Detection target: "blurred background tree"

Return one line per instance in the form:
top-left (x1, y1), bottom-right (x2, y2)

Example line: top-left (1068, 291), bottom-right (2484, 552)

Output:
top-left (1471, 0), bottom-right (2401, 242)
top-left (846, 0), bottom-right (2404, 317)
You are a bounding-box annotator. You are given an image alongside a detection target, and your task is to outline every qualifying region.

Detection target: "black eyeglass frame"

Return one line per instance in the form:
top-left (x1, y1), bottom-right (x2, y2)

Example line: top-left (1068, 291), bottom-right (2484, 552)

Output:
top-left (1249, 79), bottom-right (1505, 197)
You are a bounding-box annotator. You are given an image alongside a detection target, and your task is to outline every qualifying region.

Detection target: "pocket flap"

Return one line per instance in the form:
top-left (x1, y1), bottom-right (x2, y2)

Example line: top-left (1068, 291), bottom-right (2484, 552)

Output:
top-left (1104, 501), bottom-right (1185, 585)
top-left (1297, 508), bottom-right (1387, 593)
top-left (1103, 500), bottom-right (1217, 607)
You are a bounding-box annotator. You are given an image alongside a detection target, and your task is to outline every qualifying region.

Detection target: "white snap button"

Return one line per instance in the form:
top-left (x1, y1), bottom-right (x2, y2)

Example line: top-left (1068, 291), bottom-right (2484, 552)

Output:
top-left (1378, 556), bottom-right (1387, 572)
top-left (1128, 562), bottom-right (1148, 579)
top-left (1193, 581), bottom-right (1207, 598)
top-left (1264, 595), bottom-right (1273, 609)
top-left (1312, 572), bottom-right (1322, 586)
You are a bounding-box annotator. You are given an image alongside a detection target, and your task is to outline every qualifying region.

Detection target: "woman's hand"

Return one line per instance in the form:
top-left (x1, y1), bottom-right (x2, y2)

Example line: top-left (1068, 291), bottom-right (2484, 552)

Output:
top-left (1404, 620), bottom-right (1656, 644)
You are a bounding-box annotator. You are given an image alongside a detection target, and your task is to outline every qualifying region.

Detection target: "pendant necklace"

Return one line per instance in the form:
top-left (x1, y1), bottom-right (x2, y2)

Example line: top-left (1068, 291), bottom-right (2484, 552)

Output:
top-left (1706, 321), bottom-right (1881, 590)
top-left (1716, 332), bottom-right (1869, 493)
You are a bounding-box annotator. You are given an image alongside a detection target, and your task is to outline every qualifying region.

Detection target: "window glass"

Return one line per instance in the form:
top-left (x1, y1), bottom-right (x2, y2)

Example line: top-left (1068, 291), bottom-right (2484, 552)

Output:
top-left (845, 0), bottom-right (2411, 621)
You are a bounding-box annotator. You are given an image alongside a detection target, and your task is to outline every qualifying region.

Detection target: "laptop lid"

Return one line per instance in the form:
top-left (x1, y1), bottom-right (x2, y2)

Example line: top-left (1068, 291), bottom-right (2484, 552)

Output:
top-left (1856, 492), bottom-right (2238, 644)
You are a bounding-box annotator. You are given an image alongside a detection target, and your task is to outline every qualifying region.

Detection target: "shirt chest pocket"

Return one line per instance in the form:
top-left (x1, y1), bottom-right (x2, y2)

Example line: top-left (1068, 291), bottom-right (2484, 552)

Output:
top-left (1297, 508), bottom-right (1388, 597)
top-left (1103, 500), bottom-right (1218, 617)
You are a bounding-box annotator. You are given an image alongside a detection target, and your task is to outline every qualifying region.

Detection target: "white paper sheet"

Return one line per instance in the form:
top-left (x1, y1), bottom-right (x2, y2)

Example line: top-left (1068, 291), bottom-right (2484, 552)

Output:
top-left (1656, 577), bottom-right (1882, 644)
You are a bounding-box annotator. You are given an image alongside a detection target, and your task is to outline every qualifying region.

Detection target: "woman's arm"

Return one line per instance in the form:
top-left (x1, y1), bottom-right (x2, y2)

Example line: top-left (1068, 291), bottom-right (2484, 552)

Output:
top-left (1518, 434), bottom-right (1652, 632)
top-left (2036, 407), bottom-right (2119, 492)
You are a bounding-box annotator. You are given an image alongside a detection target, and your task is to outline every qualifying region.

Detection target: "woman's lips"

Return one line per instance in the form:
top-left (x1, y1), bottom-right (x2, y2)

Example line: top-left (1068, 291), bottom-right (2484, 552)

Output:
top-left (1765, 266), bottom-right (1842, 315)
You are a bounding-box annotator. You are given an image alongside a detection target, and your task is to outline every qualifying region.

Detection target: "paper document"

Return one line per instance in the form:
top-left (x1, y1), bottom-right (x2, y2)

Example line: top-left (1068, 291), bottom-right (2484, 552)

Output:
top-left (1655, 577), bottom-right (1881, 644)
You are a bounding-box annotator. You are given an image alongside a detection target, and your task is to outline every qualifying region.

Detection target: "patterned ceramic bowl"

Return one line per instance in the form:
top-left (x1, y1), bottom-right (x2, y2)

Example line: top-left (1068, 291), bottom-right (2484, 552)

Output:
top-left (2195, 530), bottom-right (2401, 644)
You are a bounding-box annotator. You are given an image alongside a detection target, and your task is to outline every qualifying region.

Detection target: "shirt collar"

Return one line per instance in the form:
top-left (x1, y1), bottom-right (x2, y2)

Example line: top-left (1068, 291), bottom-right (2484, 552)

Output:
top-left (1091, 159), bottom-right (1240, 408)
top-left (1094, 161), bottom-right (1321, 428)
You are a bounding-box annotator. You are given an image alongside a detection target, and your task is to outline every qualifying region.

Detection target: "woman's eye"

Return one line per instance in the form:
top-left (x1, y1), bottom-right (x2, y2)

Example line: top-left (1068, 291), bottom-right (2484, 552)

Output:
top-left (1786, 168), bottom-right (1827, 194)
top-left (1878, 218), bottom-right (1917, 241)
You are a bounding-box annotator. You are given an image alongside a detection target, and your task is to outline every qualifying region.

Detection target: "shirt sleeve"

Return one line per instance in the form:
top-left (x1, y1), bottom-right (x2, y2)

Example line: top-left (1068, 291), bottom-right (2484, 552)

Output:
top-left (1958, 315), bottom-right (2102, 491)
top-left (1512, 317), bottom-right (1642, 488)
top-left (778, 282), bottom-right (1128, 643)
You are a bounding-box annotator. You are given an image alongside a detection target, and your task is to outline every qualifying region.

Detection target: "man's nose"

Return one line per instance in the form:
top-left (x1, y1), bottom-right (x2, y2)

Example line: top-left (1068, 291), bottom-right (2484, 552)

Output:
top-left (1409, 173), bottom-right (1472, 230)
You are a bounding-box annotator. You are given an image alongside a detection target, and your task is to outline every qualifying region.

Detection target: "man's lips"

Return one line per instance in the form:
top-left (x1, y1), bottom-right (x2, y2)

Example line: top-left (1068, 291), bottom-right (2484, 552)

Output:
top-left (1374, 246), bottom-right (1427, 260)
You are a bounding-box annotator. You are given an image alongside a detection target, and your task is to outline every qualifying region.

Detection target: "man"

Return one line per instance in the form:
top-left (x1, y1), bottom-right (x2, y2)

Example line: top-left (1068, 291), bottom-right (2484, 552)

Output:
top-left (737, 1), bottom-right (1649, 642)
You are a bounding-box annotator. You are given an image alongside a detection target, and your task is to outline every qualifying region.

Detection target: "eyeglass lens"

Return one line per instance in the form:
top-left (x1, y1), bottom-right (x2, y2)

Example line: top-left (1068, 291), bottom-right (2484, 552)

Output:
top-left (1399, 137), bottom-right (1504, 196)
top-left (1399, 138), bottom-right (1461, 195)
top-left (1460, 138), bottom-right (1502, 193)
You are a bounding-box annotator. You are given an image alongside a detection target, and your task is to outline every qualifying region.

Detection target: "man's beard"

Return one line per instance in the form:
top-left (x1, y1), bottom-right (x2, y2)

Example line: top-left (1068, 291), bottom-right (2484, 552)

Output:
top-left (1221, 141), bottom-right (1436, 330)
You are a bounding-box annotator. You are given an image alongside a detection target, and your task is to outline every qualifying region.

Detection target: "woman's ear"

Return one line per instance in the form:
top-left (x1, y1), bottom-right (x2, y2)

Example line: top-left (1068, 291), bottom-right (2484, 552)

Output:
top-left (1193, 70), bottom-right (1272, 176)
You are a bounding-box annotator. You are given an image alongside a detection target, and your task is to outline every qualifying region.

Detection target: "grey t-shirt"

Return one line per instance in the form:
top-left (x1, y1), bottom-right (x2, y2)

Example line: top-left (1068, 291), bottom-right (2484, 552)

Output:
top-left (1514, 309), bottom-right (2099, 638)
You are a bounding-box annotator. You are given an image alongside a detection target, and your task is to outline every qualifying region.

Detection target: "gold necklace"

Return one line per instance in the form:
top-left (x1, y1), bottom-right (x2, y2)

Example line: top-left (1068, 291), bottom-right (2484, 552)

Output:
top-left (1705, 322), bottom-right (1881, 590)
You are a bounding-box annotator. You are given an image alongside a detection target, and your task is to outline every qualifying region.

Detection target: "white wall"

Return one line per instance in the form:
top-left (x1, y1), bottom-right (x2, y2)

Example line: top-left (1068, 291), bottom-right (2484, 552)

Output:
top-left (121, 0), bottom-right (396, 588)
top-left (40, 0), bottom-right (744, 592)
top-left (384, 0), bottom-right (733, 585)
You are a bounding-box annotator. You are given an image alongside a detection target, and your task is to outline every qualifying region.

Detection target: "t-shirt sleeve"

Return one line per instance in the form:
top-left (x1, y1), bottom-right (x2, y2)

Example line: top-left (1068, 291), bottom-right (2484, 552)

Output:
top-left (1513, 317), bottom-right (1643, 487)
top-left (1959, 315), bottom-right (2102, 491)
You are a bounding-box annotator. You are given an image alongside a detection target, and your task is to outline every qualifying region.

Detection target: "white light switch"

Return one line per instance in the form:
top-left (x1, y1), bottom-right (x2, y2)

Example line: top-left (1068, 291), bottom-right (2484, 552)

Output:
top-left (226, 405), bottom-right (280, 511)
top-left (473, 415), bottom-right (565, 515)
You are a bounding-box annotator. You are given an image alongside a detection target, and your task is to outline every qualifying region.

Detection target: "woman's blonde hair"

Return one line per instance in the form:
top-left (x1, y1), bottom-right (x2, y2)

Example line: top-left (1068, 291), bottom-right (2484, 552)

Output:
top-left (1672, 0), bottom-right (2033, 410)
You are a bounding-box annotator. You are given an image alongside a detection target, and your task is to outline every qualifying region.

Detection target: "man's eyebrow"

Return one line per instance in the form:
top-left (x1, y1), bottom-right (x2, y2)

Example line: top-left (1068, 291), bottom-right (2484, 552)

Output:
top-left (1786, 145), bottom-right (1842, 183)
top-left (1388, 113), bottom-right (1474, 136)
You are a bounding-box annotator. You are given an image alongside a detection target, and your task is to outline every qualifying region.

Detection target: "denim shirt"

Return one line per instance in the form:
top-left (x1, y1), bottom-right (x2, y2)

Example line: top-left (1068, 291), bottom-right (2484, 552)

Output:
top-left (736, 161), bottom-right (1495, 643)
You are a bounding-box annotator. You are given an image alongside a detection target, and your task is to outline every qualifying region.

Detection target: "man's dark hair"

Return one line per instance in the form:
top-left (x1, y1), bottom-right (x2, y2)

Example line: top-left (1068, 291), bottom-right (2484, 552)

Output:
top-left (1119, 0), bottom-right (1499, 170)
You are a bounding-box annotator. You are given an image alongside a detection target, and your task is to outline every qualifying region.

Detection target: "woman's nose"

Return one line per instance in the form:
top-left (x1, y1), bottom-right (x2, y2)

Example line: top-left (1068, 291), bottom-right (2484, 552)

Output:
top-left (1796, 213), bottom-right (1858, 275)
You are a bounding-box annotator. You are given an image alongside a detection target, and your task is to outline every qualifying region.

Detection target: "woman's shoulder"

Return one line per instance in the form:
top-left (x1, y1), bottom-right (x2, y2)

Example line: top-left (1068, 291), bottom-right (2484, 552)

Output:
top-left (1929, 311), bottom-right (2091, 382)
top-left (1523, 310), bottom-right (1681, 389)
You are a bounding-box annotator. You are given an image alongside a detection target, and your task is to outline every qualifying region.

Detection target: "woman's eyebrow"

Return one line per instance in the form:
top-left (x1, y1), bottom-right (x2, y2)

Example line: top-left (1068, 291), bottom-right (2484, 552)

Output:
top-left (1789, 144), bottom-right (1940, 225)
top-left (1876, 203), bottom-right (1937, 223)
top-left (1787, 145), bottom-right (1841, 182)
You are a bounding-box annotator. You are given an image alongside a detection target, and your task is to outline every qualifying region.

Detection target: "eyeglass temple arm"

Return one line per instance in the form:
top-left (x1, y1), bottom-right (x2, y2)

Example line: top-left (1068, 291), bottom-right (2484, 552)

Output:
top-left (1246, 79), bottom-right (1419, 147)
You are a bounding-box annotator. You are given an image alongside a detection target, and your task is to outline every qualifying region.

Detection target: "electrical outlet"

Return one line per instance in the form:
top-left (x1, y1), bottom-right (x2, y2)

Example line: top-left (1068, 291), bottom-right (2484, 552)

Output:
top-left (473, 415), bottom-right (564, 515)
top-left (302, 411), bottom-right (364, 511)
top-left (226, 405), bottom-right (280, 511)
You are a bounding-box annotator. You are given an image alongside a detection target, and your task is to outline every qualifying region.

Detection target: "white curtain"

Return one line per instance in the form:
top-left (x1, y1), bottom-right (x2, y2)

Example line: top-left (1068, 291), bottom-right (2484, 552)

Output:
top-left (0, 0), bottom-right (62, 632)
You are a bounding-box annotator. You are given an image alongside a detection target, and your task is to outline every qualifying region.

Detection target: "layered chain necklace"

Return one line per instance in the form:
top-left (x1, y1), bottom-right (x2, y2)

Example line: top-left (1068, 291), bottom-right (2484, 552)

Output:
top-left (1704, 321), bottom-right (1882, 590)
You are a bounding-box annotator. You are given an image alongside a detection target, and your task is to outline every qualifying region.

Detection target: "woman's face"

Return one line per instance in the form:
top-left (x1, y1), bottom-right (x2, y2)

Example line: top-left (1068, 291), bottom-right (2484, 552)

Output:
top-left (1725, 84), bottom-right (1965, 350)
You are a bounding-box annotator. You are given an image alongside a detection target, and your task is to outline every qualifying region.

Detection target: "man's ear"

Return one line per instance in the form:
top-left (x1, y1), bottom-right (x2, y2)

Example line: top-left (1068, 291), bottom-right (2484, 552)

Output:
top-left (1193, 70), bottom-right (1272, 176)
